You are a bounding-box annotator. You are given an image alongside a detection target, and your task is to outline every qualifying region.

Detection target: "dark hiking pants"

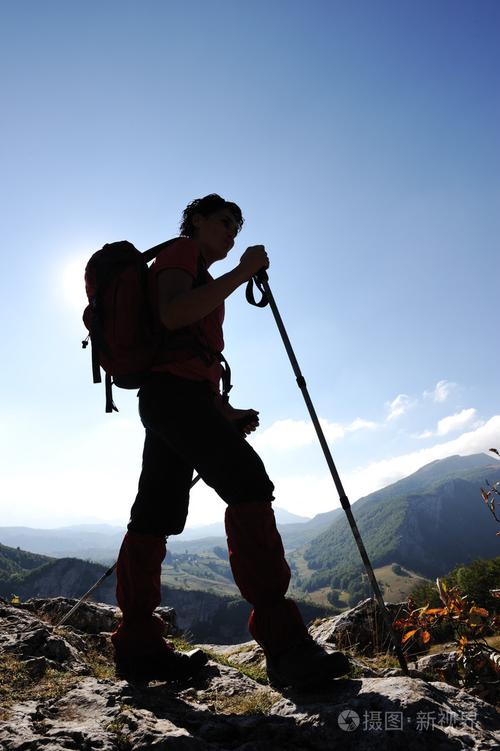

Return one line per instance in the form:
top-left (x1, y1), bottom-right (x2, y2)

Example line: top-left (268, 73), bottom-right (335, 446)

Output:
top-left (125, 372), bottom-right (308, 657)
top-left (128, 372), bottom-right (275, 536)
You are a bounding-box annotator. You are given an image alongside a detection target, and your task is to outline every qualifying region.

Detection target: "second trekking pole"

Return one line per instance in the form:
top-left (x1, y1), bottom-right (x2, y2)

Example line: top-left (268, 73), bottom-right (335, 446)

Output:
top-left (246, 269), bottom-right (409, 675)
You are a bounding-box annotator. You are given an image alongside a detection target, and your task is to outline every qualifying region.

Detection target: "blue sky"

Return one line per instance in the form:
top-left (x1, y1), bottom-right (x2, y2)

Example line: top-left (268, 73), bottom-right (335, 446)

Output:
top-left (1, 0), bottom-right (499, 528)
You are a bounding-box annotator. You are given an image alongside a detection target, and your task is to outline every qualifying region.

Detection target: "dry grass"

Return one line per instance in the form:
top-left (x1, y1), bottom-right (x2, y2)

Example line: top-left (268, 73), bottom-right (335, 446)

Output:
top-left (104, 715), bottom-right (134, 751)
top-left (372, 564), bottom-right (430, 604)
top-left (211, 688), bottom-right (278, 715)
top-left (0, 635), bottom-right (116, 717)
top-left (0, 653), bottom-right (80, 713)
top-left (349, 650), bottom-right (400, 675)
top-left (169, 634), bottom-right (198, 652)
top-left (202, 648), bottom-right (269, 685)
top-left (84, 648), bottom-right (116, 681)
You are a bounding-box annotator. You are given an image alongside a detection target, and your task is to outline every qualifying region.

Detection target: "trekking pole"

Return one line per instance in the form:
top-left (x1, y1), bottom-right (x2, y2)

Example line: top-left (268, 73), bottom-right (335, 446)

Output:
top-left (55, 473), bottom-right (202, 627)
top-left (56, 562), bottom-right (119, 627)
top-left (246, 269), bottom-right (409, 675)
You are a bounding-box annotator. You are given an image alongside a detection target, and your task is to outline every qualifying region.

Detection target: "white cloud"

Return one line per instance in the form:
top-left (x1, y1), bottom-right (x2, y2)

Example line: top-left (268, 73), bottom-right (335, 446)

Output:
top-left (415, 430), bottom-right (434, 440)
top-left (386, 394), bottom-right (414, 421)
top-left (345, 414), bottom-right (500, 504)
top-left (436, 408), bottom-right (477, 436)
top-left (236, 416), bottom-right (500, 519)
top-left (2, 403), bottom-right (498, 529)
top-left (415, 408), bottom-right (478, 439)
top-left (423, 380), bottom-right (457, 403)
top-left (251, 416), bottom-right (377, 452)
top-left (348, 418), bottom-right (378, 432)
top-left (252, 419), bottom-right (331, 451)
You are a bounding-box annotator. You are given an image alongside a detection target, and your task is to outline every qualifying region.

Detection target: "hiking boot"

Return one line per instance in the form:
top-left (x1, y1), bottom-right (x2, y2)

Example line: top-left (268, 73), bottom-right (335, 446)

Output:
top-left (115, 644), bottom-right (208, 683)
top-left (266, 637), bottom-right (350, 690)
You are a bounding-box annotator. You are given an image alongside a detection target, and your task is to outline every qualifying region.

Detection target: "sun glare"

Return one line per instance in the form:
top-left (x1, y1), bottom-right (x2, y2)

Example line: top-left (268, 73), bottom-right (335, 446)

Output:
top-left (61, 255), bottom-right (90, 312)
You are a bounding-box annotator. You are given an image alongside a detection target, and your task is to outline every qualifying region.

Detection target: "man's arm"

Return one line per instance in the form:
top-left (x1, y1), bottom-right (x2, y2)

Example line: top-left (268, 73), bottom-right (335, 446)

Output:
top-left (157, 245), bottom-right (268, 330)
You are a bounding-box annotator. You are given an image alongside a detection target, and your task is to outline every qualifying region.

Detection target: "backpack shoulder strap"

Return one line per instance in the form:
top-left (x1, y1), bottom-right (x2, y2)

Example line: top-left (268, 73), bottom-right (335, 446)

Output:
top-left (194, 251), bottom-right (209, 287)
top-left (142, 237), bottom-right (179, 264)
top-left (193, 252), bottom-right (233, 401)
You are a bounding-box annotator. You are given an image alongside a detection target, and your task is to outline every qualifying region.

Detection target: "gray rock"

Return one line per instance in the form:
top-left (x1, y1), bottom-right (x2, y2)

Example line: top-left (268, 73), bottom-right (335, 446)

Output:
top-left (416, 651), bottom-right (461, 685)
top-left (416, 651), bottom-right (500, 706)
top-left (21, 596), bottom-right (120, 633)
top-left (349, 657), bottom-right (382, 677)
top-left (21, 596), bottom-right (177, 634)
top-left (1, 617), bottom-right (90, 676)
top-left (23, 656), bottom-right (49, 679)
top-left (1, 672), bottom-right (498, 750)
top-left (155, 605), bottom-right (180, 634)
top-left (202, 640), bottom-right (266, 668)
top-left (269, 676), bottom-right (500, 749)
top-left (1, 599), bottom-right (499, 751)
top-left (309, 597), bottom-right (412, 657)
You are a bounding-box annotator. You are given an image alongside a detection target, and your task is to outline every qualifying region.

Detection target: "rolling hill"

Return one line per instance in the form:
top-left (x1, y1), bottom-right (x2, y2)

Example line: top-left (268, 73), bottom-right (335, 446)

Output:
top-left (297, 453), bottom-right (500, 604)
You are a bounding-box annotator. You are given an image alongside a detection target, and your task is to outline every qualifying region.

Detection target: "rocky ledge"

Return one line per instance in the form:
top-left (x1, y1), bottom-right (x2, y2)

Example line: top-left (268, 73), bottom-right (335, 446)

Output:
top-left (0, 597), bottom-right (499, 750)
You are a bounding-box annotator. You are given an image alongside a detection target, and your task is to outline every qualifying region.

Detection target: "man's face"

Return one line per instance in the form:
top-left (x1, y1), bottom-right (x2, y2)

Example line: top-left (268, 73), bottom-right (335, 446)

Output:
top-left (193, 208), bottom-right (239, 261)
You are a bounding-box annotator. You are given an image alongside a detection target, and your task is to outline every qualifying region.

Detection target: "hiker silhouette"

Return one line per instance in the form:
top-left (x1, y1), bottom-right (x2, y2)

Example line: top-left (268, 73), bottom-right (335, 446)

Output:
top-left (110, 194), bottom-right (349, 688)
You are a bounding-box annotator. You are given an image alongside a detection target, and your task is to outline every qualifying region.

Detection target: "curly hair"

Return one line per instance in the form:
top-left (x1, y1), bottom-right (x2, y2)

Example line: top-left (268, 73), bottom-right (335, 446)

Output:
top-left (180, 194), bottom-right (244, 238)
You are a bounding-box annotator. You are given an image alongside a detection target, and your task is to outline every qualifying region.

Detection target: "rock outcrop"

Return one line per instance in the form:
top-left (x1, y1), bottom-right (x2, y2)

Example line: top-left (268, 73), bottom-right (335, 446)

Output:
top-left (310, 597), bottom-right (410, 656)
top-left (18, 596), bottom-right (178, 635)
top-left (0, 598), bottom-right (498, 750)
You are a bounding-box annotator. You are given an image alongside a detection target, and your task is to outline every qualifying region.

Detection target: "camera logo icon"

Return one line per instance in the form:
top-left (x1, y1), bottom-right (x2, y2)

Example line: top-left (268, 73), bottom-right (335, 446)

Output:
top-left (338, 709), bottom-right (360, 732)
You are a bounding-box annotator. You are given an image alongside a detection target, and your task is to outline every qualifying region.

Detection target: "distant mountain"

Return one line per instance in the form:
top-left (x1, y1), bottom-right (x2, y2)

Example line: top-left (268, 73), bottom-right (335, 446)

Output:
top-left (169, 507), bottom-right (342, 553)
top-left (172, 506), bottom-right (310, 542)
top-left (3, 452), bottom-right (497, 579)
top-left (0, 541), bottom-right (334, 644)
top-left (0, 542), bottom-right (52, 577)
top-left (300, 453), bottom-right (500, 600)
top-left (0, 508), bottom-right (332, 562)
top-left (0, 525), bottom-right (125, 562)
top-left (0, 544), bottom-right (117, 603)
top-left (2, 452), bottom-right (498, 640)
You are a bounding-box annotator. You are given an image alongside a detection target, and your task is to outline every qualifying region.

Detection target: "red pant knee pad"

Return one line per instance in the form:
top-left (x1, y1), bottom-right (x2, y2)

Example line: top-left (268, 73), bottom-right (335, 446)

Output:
top-left (224, 502), bottom-right (291, 603)
top-left (115, 531), bottom-right (166, 622)
top-left (225, 503), bottom-right (308, 656)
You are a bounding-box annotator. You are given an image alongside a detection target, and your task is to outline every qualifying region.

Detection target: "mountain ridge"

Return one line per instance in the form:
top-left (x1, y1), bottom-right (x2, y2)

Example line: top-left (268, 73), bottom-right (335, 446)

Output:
top-left (299, 453), bottom-right (500, 603)
top-left (2, 452), bottom-right (498, 617)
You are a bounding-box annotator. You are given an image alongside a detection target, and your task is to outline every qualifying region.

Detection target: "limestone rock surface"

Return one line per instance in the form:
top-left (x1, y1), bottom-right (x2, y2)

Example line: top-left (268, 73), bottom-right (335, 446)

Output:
top-left (19, 596), bottom-right (177, 634)
top-left (0, 599), bottom-right (498, 750)
top-left (309, 597), bottom-right (411, 656)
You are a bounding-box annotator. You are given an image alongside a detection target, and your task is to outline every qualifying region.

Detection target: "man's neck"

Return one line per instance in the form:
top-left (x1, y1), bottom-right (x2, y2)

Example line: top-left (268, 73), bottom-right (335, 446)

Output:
top-left (199, 244), bottom-right (217, 269)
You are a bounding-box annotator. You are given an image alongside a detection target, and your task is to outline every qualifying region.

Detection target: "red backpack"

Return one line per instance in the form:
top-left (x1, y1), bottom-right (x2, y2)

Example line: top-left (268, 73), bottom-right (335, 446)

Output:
top-left (82, 239), bottom-right (179, 412)
top-left (82, 238), bottom-right (232, 412)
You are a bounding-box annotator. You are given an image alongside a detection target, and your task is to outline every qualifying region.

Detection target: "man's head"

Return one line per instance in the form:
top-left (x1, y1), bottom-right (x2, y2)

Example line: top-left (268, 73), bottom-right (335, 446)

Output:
top-left (180, 194), bottom-right (244, 263)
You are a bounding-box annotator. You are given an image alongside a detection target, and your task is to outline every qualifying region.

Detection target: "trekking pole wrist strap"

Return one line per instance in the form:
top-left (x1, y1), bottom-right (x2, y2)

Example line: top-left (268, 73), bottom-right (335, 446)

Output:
top-left (245, 269), bottom-right (269, 308)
